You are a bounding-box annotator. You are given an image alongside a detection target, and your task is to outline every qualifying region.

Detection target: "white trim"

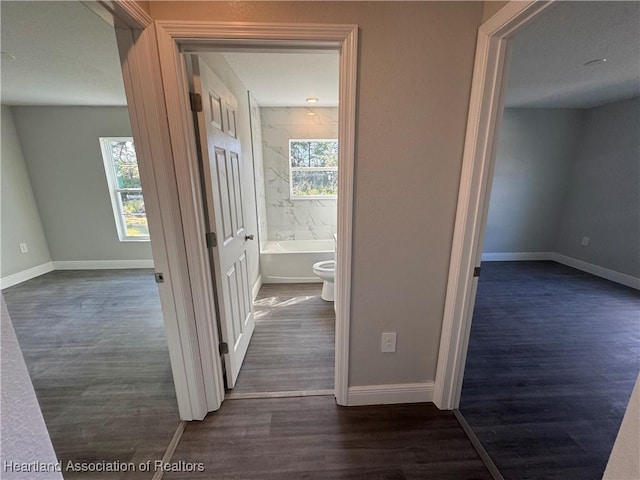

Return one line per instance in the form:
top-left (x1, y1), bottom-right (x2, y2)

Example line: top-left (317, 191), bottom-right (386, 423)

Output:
top-left (433, 1), bottom-right (557, 411)
top-left (0, 262), bottom-right (55, 289)
top-left (98, 136), bottom-right (151, 242)
top-left (481, 252), bottom-right (553, 262)
top-left (115, 22), bottom-right (210, 421)
top-left (347, 382), bottom-right (434, 406)
top-left (251, 275), bottom-right (263, 302)
top-left (154, 21), bottom-right (357, 410)
top-left (551, 253), bottom-right (640, 290)
top-left (262, 276), bottom-right (321, 284)
top-left (288, 138), bottom-right (338, 199)
top-left (52, 260), bottom-right (154, 270)
top-left (96, 1), bottom-right (153, 29)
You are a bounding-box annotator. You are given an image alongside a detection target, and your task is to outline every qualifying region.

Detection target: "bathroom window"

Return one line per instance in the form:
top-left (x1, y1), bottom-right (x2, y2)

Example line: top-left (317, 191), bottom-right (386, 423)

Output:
top-left (289, 139), bottom-right (338, 198)
top-left (99, 137), bottom-right (150, 241)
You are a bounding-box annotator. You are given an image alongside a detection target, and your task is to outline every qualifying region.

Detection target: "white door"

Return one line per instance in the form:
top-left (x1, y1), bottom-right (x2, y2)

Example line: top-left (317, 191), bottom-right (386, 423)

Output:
top-left (191, 56), bottom-right (255, 388)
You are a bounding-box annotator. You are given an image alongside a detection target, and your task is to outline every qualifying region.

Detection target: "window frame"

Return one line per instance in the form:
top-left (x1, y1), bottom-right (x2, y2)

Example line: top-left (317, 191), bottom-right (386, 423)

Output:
top-left (99, 136), bottom-right (150, 242)
top-left (289, 138), bottom-right (338, 200)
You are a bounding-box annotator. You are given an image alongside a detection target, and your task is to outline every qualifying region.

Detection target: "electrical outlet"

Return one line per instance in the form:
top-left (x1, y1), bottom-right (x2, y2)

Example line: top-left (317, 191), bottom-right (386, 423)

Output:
top-left (381, 332), bottom-right (397, 353)
top-left (19, 242), bottom-right (29, 254)
top-left (581, 236), bottom-right (590, 247)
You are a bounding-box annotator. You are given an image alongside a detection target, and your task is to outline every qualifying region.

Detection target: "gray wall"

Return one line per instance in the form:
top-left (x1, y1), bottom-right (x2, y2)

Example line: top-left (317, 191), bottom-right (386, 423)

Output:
top-left (151, 1), bottom-right (484, 387)
top-left (484, 99), bottom-right (639, 280)
top-left (1, 105), bottom-right (51, 277)
top-left (484, 109), bottom-right (583, 254)
top-left (556, 98), bottom-right (640, 277)
top-left (12, 106), bottom-right (153, 262)
top-left (260, 107), bottom-right (338, 241)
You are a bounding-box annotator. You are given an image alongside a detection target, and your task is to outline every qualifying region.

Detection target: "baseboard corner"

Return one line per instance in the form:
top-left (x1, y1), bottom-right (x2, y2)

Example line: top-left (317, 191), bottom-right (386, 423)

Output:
top-left (1, 262), bottom-right (55, 289)
top-left (252, 275), bottom-right (263, 302)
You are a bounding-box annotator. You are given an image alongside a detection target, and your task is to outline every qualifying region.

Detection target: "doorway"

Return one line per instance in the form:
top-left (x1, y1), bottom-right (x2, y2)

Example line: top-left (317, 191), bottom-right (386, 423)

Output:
top-left (436, 0), bottom-right (640, 478)
top-left (187, 48), bottom-right (341, 396)
top-left (120, 21), bottom-right (357, 417)
top-left (0, 0), bottom-right (180, 469)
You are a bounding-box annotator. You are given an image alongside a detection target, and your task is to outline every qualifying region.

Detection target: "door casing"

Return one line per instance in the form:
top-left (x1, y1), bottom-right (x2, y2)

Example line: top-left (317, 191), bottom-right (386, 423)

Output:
top-left (433, 1), bottom-right (558, 410)
top-left (109, 4), bottom-right (358, 420)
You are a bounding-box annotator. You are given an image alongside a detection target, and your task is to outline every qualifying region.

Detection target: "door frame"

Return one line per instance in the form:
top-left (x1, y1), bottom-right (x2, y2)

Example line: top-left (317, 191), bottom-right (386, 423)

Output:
top-left (433, 0), bottom-right (557, 410)
top-left (96, 1), bottom-right (213, 421)
top-left (110, 8), bottom-right (357, 419)
top-left (154, 21), bottom-right (357, 410)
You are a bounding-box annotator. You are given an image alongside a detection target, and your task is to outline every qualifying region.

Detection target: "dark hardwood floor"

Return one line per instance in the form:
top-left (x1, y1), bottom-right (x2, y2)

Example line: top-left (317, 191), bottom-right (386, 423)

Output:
top-left (164, 396), bottom-right (493, 480)
top-left (460, 261), bottom-right (640, 480)
top-left (3, 270), bottom-right (180, 479)
top-left (230, 283), bottom-right (335, 394)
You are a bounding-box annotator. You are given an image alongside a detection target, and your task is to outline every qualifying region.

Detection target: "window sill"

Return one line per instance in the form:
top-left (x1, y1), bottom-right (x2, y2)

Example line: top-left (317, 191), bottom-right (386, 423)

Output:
top-left (119, 237), bottom-right (151, 243)
top-left (290, 196), bottom-right (337, 200)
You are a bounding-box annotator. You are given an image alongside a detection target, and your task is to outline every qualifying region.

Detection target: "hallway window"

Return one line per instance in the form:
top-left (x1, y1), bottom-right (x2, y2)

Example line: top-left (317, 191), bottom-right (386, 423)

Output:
top-left (289, 139), bottom-right (338, 198)
top-left (99, 137), bottom-right (149, 241)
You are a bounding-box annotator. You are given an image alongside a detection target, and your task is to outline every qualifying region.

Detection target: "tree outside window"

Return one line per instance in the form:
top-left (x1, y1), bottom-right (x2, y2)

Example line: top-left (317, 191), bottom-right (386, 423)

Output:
top-left (99, 137), bottom-right (150, 241)
top-left (289, 139), bottom-right (338, 198)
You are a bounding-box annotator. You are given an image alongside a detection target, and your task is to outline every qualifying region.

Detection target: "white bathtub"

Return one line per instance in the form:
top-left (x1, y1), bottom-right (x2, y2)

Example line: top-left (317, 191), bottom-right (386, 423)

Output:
top-left (260, 239), bottom-right (334, 283)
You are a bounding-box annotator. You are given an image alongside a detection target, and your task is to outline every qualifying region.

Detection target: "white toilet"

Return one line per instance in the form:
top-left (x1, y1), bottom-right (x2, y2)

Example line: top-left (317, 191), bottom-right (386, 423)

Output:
top-left (313, 260), bottom-right (335, 302)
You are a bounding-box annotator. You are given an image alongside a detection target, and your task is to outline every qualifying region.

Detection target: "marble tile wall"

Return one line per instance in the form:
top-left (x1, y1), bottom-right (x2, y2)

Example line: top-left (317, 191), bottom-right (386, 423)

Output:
top-left (260, 107), bottom-right (338, 241)
top-left (249, 95), bottom-right (268, 250)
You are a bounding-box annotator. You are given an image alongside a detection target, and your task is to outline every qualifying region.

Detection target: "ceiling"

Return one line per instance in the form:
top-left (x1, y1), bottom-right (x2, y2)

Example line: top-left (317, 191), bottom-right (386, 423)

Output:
top-left (506, 1), bottom-right (640, 108)
top-left (0, 1), bottom-right (126, 106)
top-left (0, 1), bottom-right (638, 109)
top-left (218, 52), bottom-right (339, 107)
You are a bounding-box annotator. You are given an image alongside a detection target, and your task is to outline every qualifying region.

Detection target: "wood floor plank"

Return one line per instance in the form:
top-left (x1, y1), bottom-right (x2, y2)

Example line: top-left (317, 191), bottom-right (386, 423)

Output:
top-left (164, 396), bottom-right (493, 480)
top-left (230, 283), bottom-right (335, 394)
top-left (460, 261), bottom-right (640, 480)
top-left (3, 269), bottom-right (180, 480)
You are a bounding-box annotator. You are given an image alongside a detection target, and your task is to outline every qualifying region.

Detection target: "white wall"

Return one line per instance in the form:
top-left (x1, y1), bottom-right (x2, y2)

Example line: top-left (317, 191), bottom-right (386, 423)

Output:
top-left (12, 106), bottom-right (153, 264)
top-left (1, 105), bottom-right (52, 279)
top-left (260, 107), bottom-right (338, 241)
top-left (198, 53), bottom-right (261, 288)
top-left (483, 108), bottom-right (583, 254)
top-left (556, 97), bottom-right (640, 278)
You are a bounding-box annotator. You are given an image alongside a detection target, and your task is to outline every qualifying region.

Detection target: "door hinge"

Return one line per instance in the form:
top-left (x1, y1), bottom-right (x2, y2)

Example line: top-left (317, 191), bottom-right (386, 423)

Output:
top-left (154, 272), bottom-right (165, 283)
top-left (473, 266), bottom-right (481, 277)
top-left (219, 342), bottom-right (229, 355)
top-left (189, 92), bottom-right (203, 112)
top-left (206, 232), bottom-right (217, 248)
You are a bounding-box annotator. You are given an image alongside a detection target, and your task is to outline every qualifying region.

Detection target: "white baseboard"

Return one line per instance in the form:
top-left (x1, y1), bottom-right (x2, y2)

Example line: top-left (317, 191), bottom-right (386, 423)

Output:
top-left (481, 251), bottom-right (639, 290)
top-left (252, 275), bottom-right (263, 302)
top-left (262, 276), bottom-right (321, 284)
top-left (53, 260), bottom-right (155, 270)
top-left (0, 262), bottom-right (55, 289)
top-left (482, 252), bottom-right (553, 262)
top-left (551, 253), bottom-right (640, 290)
top-left (347, 382), bottom-right (434, 406)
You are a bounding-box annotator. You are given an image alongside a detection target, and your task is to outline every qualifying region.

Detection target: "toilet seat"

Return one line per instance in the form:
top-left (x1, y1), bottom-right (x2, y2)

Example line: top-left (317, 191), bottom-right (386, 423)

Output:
top-left (313, 260), bottom-right (335, 273)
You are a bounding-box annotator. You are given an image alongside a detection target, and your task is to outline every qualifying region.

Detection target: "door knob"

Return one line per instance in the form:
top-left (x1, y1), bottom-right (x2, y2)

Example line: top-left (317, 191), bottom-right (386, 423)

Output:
top-left (245, 234), bottom-right (255, 241)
